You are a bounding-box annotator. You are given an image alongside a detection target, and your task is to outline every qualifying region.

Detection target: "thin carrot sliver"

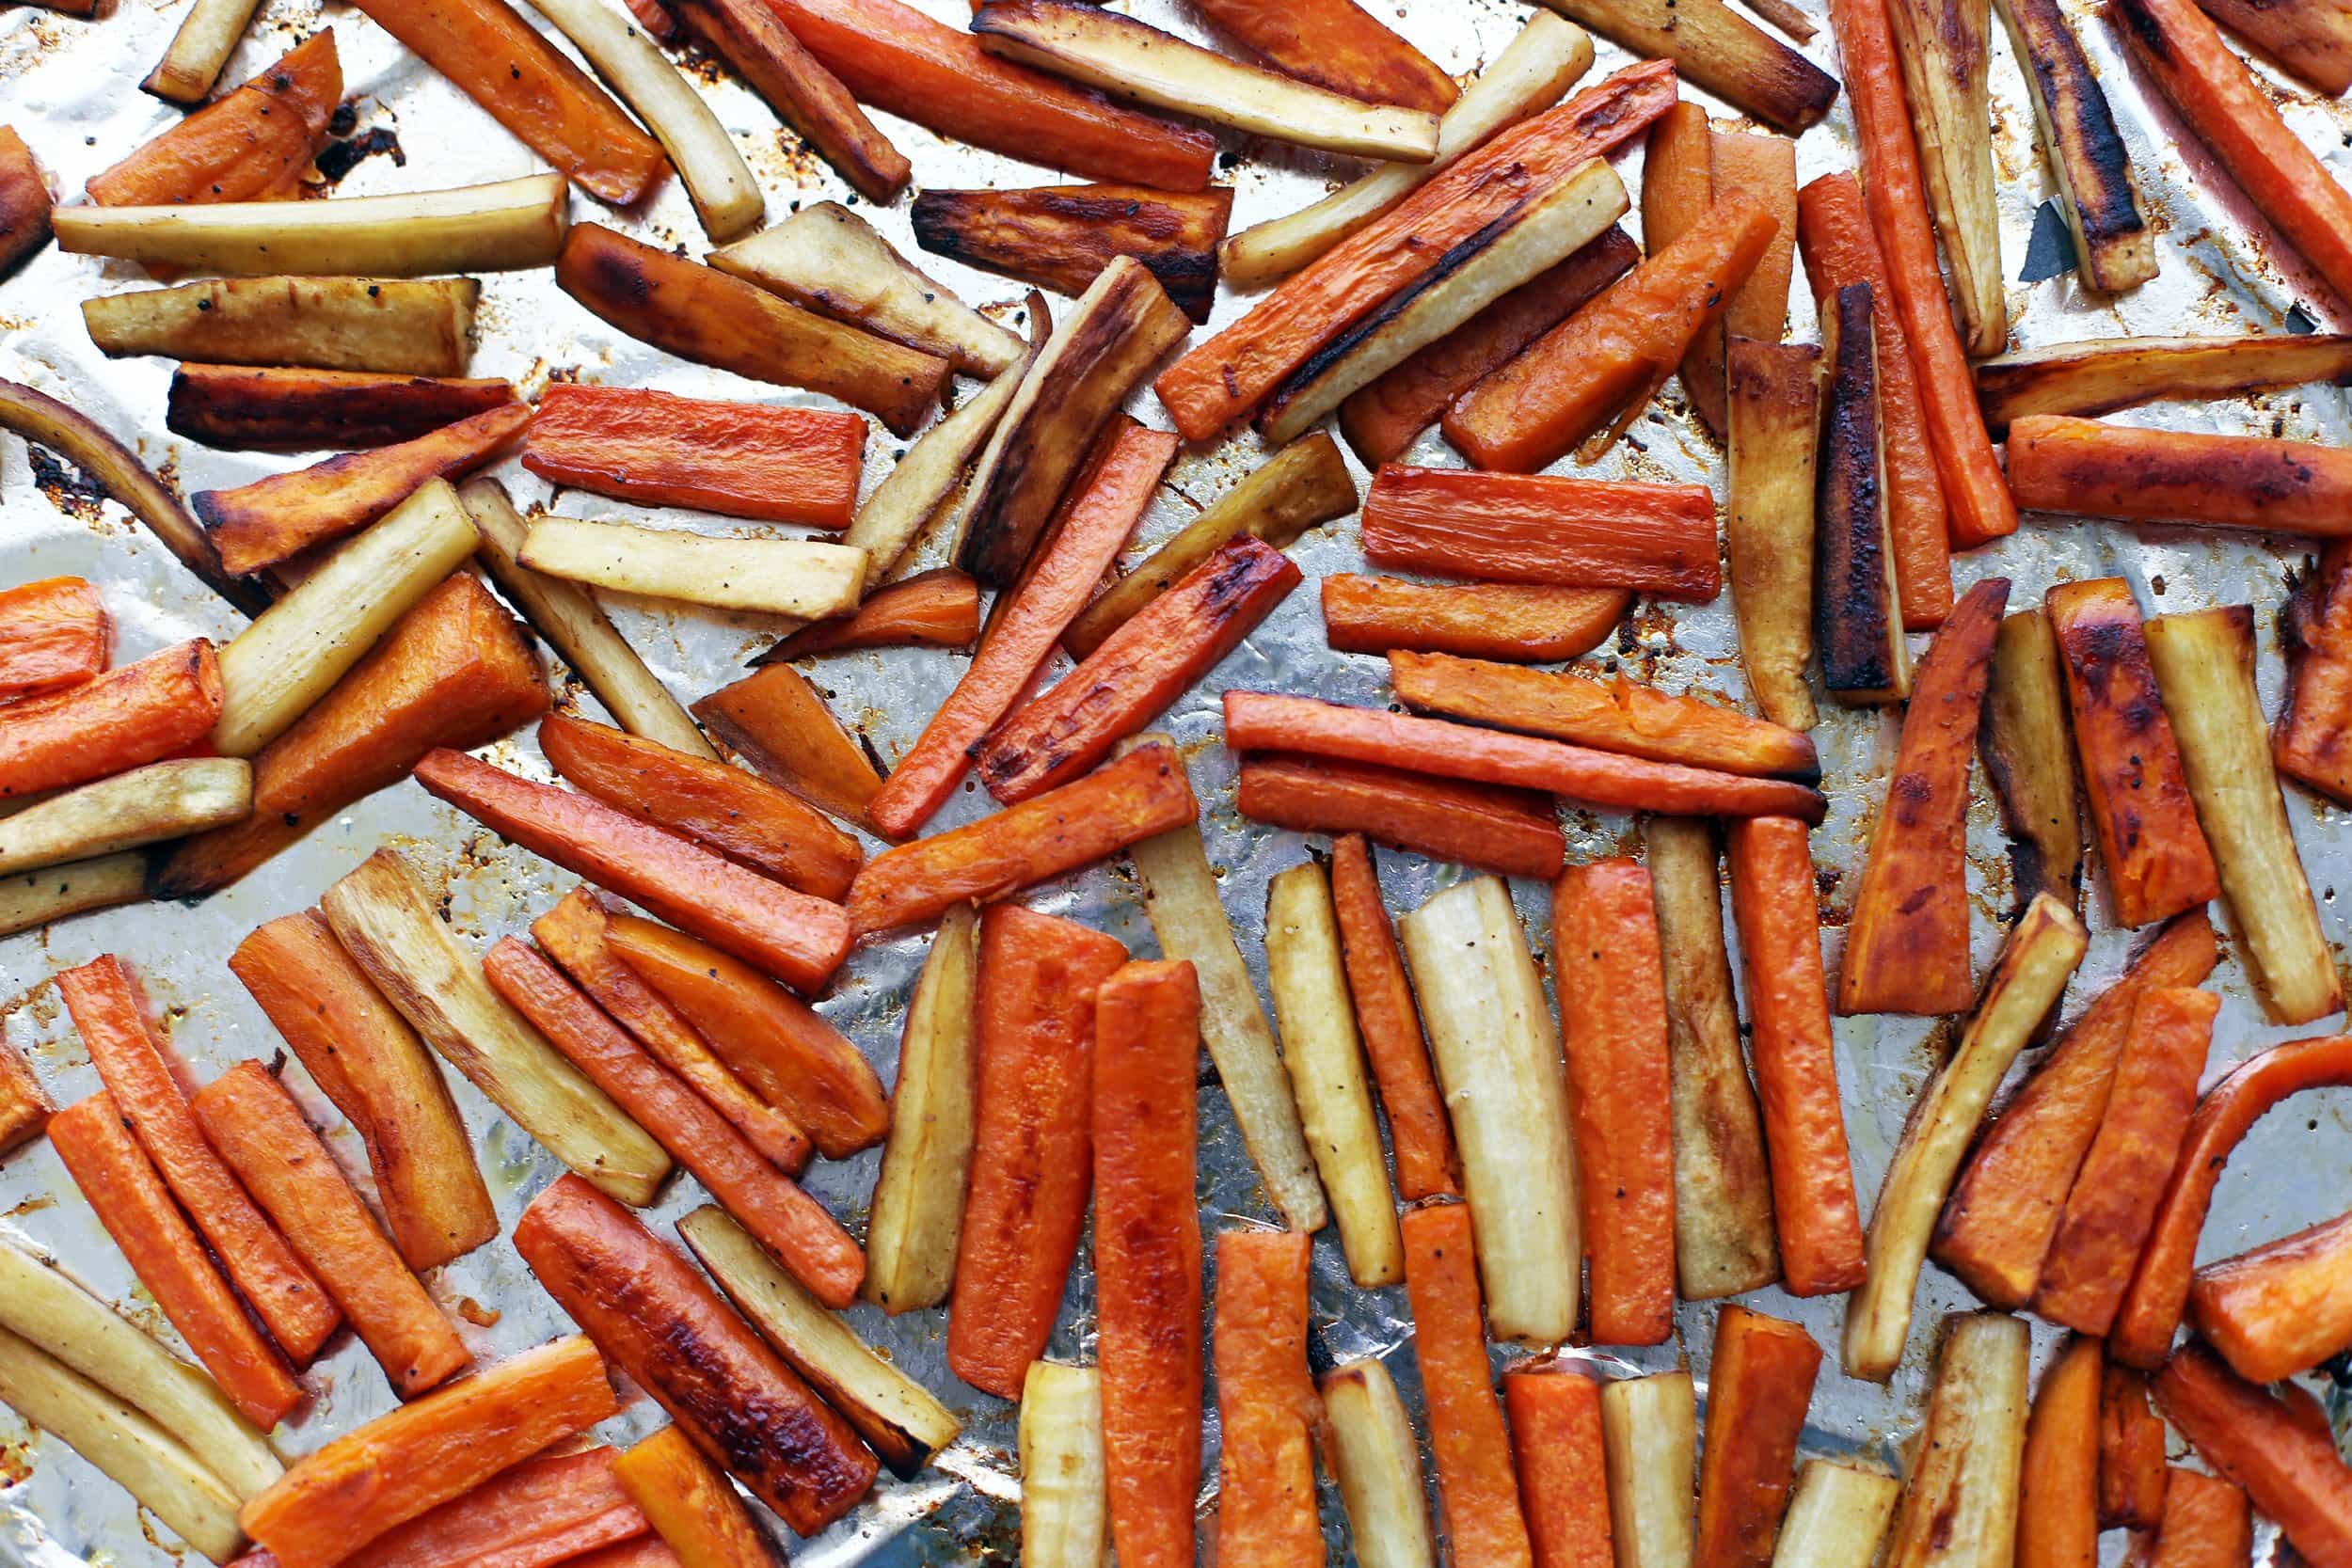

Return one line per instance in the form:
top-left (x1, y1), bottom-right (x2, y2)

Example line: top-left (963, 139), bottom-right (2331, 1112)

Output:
top-left (1329, 834), bottom-right (1457, 1199)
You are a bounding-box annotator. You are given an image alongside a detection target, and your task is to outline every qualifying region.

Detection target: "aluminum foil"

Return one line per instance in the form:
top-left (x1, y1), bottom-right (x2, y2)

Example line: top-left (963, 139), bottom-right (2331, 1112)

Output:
top-left (4, 0), bottom-right (2352, 1560)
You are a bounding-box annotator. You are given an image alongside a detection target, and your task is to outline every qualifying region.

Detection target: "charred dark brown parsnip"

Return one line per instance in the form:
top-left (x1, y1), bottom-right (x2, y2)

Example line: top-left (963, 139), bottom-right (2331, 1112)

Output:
top-left (167, 367), bottom-right (516, 450)
top-left (1977, 336), bottom-right (2352, 436)
top-left (913, 183), bottom-right (1232, 323)
top-left (1979, 607), bottom-right (2085, 915)
top-left (1815, 283), bottom-right (1908, 705)
top-left (1994, 0), bottom-right (2154, 293)
top-left (1530, 0), bottom-right (1838, 132)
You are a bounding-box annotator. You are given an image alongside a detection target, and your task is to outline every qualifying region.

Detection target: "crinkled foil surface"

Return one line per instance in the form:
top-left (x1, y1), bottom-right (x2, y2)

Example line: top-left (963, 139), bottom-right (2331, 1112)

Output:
top-left (4, 0), bottom-right (2352, 1561)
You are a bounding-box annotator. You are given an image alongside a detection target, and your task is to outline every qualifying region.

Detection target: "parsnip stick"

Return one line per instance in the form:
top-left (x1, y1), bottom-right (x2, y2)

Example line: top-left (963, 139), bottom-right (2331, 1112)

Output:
top-left (1884, 1314), bottom-right (2030, 1568)
top-left (1771, 1461), bottom-right (1900, 1568)
top-left (863, 904), bottom-right (980, 1313)
top-left (1599, 1370), bottom-right (1698, 1568)
top-left (518, 518), bottom-right (864, 620)
top-left (0, 854), bottom-right (147, 938)
top-left (1019, 1361), bottom-right (1108, 1568)
top-left (143, 0), bottom-right (263, 103)
top-left (0, 760), bottom-right (249, 876)
top-left (1322, 1359), bottom-right (1438, 1568)
top-left (81, 277), bottom-right (480, 376)
top-left (840, 346), bottom-right (1033, 591)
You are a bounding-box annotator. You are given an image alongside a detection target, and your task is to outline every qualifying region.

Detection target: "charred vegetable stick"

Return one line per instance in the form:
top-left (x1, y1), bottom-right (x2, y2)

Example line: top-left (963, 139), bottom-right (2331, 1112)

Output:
top-left (1215, 1230), bottom-right (1320, 1565)
top-left (691, 663), bottom-right (883, 831)
top-left (1772, 1463), bottom-right (1901, 1568)
top-left (87, 33), bottom-right (340, 207)
top-left (2019, 1336), bottom-right (2102, 1568)
top-left (1598, 1370), bottom-right (1698, 1568)
top-left (1504, 1368), bottom-right (1613, 1568)
top-left (1324, 1360), bottom-right (1438, 1568)
top-left (1191, 0), bottom-right (1457, 111)
top-left (1845, 896), bottom-right (2087, 1381)
top-left (0, 576), bottom-right (105, 701)
top-left (1322, 577), bottom-right (1627, 664)
top-left (2013, 416), bottom-right (2352, 535)
top-left (1816, 282), bottom-right (1910, 705)
top-left (864, 907), bottom-right (978, 1314)
top-left (1695, 1307), bottom-right (1820, 1568)
top-left (0, 1034), bottom-right (46, 1155)
top-left (1535, 0), bottom-right (1835, 129)
top-left (914, 182), bottom-right (1232, 324)
top-left (1397, 878), bottom-right (1581, 1342)
top-left (1021, 1362), bottom-right (1108, 1568)
top-left (0, 127), bottom-right (51, 280)
top-left (666, 0), bottom-right (909, 204)
top-left (1329, 834), bottom-right (1457, 1202)
top-left (0, 856), bottom-right (149, 935)
top-left (2153, 1344), bottom-right (2352, 1565)
top-left (167, 366), bottom-right (513, 451)
top-left (1978, 335), bottom-right (2352, 436)
top-left (82, 276), bottom-right (479, 376)
top-left (0, 758), bottom-right (247, 877)
top-left (1724, 816), bottom-right (1864, 1296)
top-left (840, 347), bottom-right (1035, 592)
top-left (2188, 1205), bottom-right (2352, 1383)
top-left (2279, 539), bottom-right (2352, 808)
top-left (1979, 607), bottom-right (2086, 915)
top-left (1401, 1203), bottom-right (1534, 1568)
top-left (517, 519), bottom-right (863, 621)
top-left (1553, 860), bottom-right (1675, 1346)
top-left (522, 386), bottom-right (865, 530)
top-left (756, 570), bottom-right (982, 661)
top-left (2197, 0), bottom-right (2352, 91)
top-left (2101, 1365), bottom-right (2169, 1529)
top-left (1997, 0), bottom-right (2154, 293)
top-left (1883, 0), bottom-right (2004, 356)
top-left (2046, 578), bottom-right (2220, 928)
top-left (1359, 466), bottom-right (1722, 600)
top-left (1236, 754), bottom-right (1567, 879)
top-left (1884, 1315), bottom-right (2030, 1568)
top-left (1724, 340), bottom-right (1821, 731)
top-left (615, 1426), bottom-right (770, 1568)
top-left (0, 639), bottom-right (219, 800)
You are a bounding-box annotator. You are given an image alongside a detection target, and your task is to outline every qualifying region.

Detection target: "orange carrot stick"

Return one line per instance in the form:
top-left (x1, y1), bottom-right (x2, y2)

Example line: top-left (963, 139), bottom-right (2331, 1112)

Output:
top-left (2019, 1335), bottom-right (2102, 1568)
top-left (1504, 1367), bottom-right (1614, 1568)
top-left (1359, 466), bottom-right (1723, 601)
top-left (690, 662), bottom-right (885, 832)
top-left (1236, 753), bottom-right (1567, 879)
top-left (2151, 1341), bottom-right (2352, 1568)
top-left (484, 939), bottom-right (866, 1307)
top-left (0, 577), bottom-right (106, 701)
top-left (1321, 577), bottom-right (1629, 663)
top-left (1403, 1202), bottom-right (1534, 1568)
top-left (2131, 1468), bottom-right (2250, 1568)
top-left (613, 1426), bottom-right (770, 1568)
top-left (1329, 834), bottom-right (1457, 1200)
top-left (0, 1033), bottom-right (48, 1156)
top-left (1213, 1228), bottom-right (1322, 1568)
top-left (1724, 816), bottom-right (1865, 1295)
top-left (2101, 1364), bottom-right (2169, 1530)
top-left (0, 638), bottom-right (220, 800)
top-left (57, 955), bottom-right (340, 1364)
top-left (563, 1542), bottom-right (684, 1568)
top-left (1092, 958), bottom-right (1204, 1568)
top-left (2277, 539), bottom-right (2352, 806)
top-left (947, 905), bottom-right (1128, 1398)
top-left (2187, 1206), bottom-right (2352, 1385)
top-left (1185, 0), bottom-right (1457, 111)
top-left (411, 747), bottom-right (851, 994)
top-left (1693, 1306), bottom-right (1821, 1568)
top-left (331, 1448), bottom-right (648, 1568)
top-left (1552, 860), bottom-right (1676, 1346)
top-left (2008, 417), bottom-right (2352, 536)
top-left (667, 0), bottom-right (912, 203)
top-left (522, 385), bottom-right (865, 529)
top-left (755, 569), bottom-right (982, 660)
top-left (192, 1061), bottom-right (472, 1397)
top-left (87, 34), bottom-right (342, 206)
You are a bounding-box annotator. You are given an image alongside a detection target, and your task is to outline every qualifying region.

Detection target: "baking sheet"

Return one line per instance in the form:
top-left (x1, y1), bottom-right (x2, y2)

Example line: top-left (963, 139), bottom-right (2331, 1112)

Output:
top-left (3, 0), bottom-right (2352, 1561)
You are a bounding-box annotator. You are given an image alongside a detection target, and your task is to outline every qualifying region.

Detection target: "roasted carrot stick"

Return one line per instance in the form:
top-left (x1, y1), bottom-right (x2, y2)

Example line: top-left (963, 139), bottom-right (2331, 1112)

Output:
top-left (57, 956), bottom-right (339, 1365)
top-left (690, 663), bottom-right (883, 832)
top-left (49, 1090), bottom-right (305, 1431)
top-left (2010, 417), bottom-right (2352, 536)
top-left (2017, 1335), bottom-right (2102, 1568)
top-left (1236, 754), bottom-right (1566, 879)
top-left (1837, 577), bottom-right (2008, 1016)
top-left (2187, 1206), bottom-right (2352, 1385)
top-left (1504, 1367), bottom-right (1614, 1568)
top-left (757, 570), bottom-right (982, 660)
top-left (0, 1033), bottom-right (47, 1155)
top-left (867, 420), bottom-right (1175, 838)
top-left (1693, 1306), bottom-right (1821, 1568)
top-left (522, 385), bottom-right (865, 529)
top-left (848, 740), bottom-right (1199, 935)
top-left (483, 939), bottom-right (866, 1307)
top-left (326, 1448), bottom-right (649, 1568)
top-left (1214, 1228), bottom-right (1322, 1567)
top-left (2151, 1341), bottom-right (2352, 1568)
top-left (1391, 651), bottom-right (1819, 779)
top-left (412, 747), bottom-right (851, 994)
top-left (1403, 1203), bottom-right (1534, 1568)
top-left (1221, 693), bottom-right (1830, 822)
top-left (1823, 0), bottom-right (2017, 547)
top-left (668, 0), bottom-right (911, 202)
top-left (1359, 465), bottom-right (1722, 602)
top-left (946, 905), bottom-right (1128, 1398)
top-left (87, 33), bottom-right (342, 207)
top-left (1329, 834), bottom-right (1457, 1200)
top-left (0, 638), bottom-right (220, 800)
top-left (1551, 860), bottom-right (1676, 1347)
top-left (2102, 1364), bottom-right (2169, 1530)
top-left (1092, 958), bottom-right (1203, 1568)
top-left (2279, 539), bottom-right (2352, 806)
top-left (562, 1542), bottom-right (685, 1568)
top-left (1322, 577), bottom-right (1628, 663)
top-left (1155, 59), bottom-right (1678, 440)
top-left (539, 711), bottom-right (862, 902)
top-left (1724, 816), bottom-right (1865, 1295)
top-left (1185, 0), bottom-right (1456, 110)
top-left (2133, 1468), bottom-right (2249, 1568)
top-left (239, 1335), bottom-right (621, 1568)
top-left (0, 577), bottom-right (106, 701)
top-left (977, 535), bottom-right (1300, 803)
top-left (192, 1061), bottom-right (472, 1397)
top-left (613, 1426), bottom-right (769, 1568)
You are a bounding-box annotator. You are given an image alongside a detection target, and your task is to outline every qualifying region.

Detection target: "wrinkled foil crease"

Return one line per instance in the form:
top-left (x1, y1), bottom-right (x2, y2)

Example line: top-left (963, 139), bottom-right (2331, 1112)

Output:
top-left (3, 0), bottom-right (2351, 1561)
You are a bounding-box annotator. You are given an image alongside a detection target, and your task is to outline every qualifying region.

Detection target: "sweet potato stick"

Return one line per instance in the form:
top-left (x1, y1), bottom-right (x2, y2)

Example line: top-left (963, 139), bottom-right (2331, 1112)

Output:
top-left (522, 385), bottom-right (864, 530)
top-left (1695, 1306), bottom-right (1821, 1568)
top-left (1504, 1368), bottom-right (1613, 1568)
top-left (2100, 1365), bottom-right (2169, 1529)
top-left (864, 906), bottom-right (978, 1313)
top-left (1402, 1203), bottom-right (1534, 1568)
top-left (613, 1427), bottom-right (768, 1568)
top-left (0, 577), bottom-right (106, 701)
top-left (2018, 1336), bottom-right (2100, 1568)
top-left (87, 34), bottom-right (342, 207)
top-left (1359, 466), bottom-right (1721, 600)
top-left (690, 664), bottom-right (882, 832)
top-left (2189, 1207), bottom-right (2352, 1384)
top-left (1214, 1230), bottom-right (1322, 1567)
top-left (1883, 1315), bottom-right (2030, 1568)
top-left (756, 571), bottom-right (981, 661)
top-left (1237, 753), bottom-right (1568, 879)
top-left (1329, 833), bottom-right (1457, 1201)
top-left (0, 639), bottom-right (220, 800)
top-left (665, 0), bottom-right (911, 204)
top-left (1321, 577), bottom-right (1627, 664)
top-left (2152, 1341), bottom-right (2352, 1567)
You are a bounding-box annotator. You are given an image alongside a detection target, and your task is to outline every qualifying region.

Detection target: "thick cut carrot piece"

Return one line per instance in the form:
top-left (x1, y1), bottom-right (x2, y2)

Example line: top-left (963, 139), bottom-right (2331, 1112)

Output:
top-left (758, 0), bottom-right (1216, 191)
top-left (192, 1062), bottom-right (471, 1397)
top-left (946, 906), bottom-right (1128, 1398)
top-left (87, 33), bottom-right (342, 207)
top-left (2046, 578), bottom-right (2220, 928)
top-left (1214, 1229), bottom-right (1322, 1568)
top-left (1505, 1368), bottom-right (1614, 1568)
top-left (848, 741), bottom-right (1199, 935)
top-left (0, 1034), bottom-right (48, 1155)
top-left (1837, 577), bottom-right (2009, 1016)
top-left (240, 1335), bottom-right (620, 1568)
top-left (483, 940), bottom-right (865, 1306)
top-left (1403, 1203), bottom-right (1534, 1568)
top-left (329, 1448), bottom-right (647, 1568)
top-left (1694, 1306), bottom-right (1821, 1568)
top-left (2279, 539), bottom-right (2352, 806)
top-left (539, 711), bottom-right (862, 902)
top-left (1222, 693), bottom-right (1830, 822)
top-left (347, 0), bottom-right (664, 203)
top-left (613, 1426), bottom-right (770, 1568)
top-left (0, 577), bottom-right (106, 701)
top-left (1322, 577), bottom-right (1628, 663)
top-left (523, 385), bottom-right (864, 529)
top-left (866, 421), bottom-right (1175, 839)
top-left (2102, 1365), bottom-right (2169, 1529)
top-left (48, 1092), bottom-right (304, 1430)
top-left (1092, 959), bottom-right (1203, 1568)
top-left (412, 748), bottom-right (851, 995)
top-left (2033, 987), bottom-right (2218, 1336)
top-left (691, 663), bottom-right (884, 832)
top-left (758, 570), bottom-right (982, 660)
top-left (0, 638), bottom-right (220, 800)
top-left (1237, 753), bottom-right (1566, 879)
top-left (1444, 190), bottom-right (1778, 471)
top-left (57, 956), bottom-right (339, 1365)
top-left (1359, 466), bottom-right (1722, 601)
top-left (978, 535), bottom-right (1301, 802)
top-left (2152, 1341), bottom-right (2352, 1568)
top-left (2188, 1207), bottom-right (2352, 1384)
top-left (2010, 418), bottom-right (2352, 536)
top-left (601, 915), bottom-right (885, 1160)
top-left (2019, 1336), bottom-right (2102, 1568)
top-left (1824, 0), bottom-right (2016, 546)
top-left (1724, 816), bottom-right (1865, 1295)
top-left (1155, 60), bottom-right (1678, 440)
top-left (2131, 1468), bottom-right (2250, 1568)
top-left (1186, 0), bottom-right (1456, 110)
top-left (1794, 173), bottom-right (1951, 629)
top-left (1551, 861), bottom-right (1676, 1346)
top-left (1329, 834), bottom-right (1457, 1200)
top-left (1391, 651), bottom-right (1819, 779)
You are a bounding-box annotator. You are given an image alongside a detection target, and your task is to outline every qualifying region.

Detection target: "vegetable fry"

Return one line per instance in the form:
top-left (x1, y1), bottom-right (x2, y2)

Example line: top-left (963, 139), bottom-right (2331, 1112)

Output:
top-left (2101, 1365), bottom-right (2169, 1529)
top-left (1533, 0), bottom-right (1837, 130)
top-left (1237, 753), bottom-right (1567, 879)
top-left (1995, 0), bottom-right (2154, 293)
top-left (0, 758), bottom-right (248, 877)
top-left (1713, 130), bottom-right (1799, 355)
top-left (1022, 1363), bottom-right (1108, 1568)
top-left (0, 855), bottom-right (147, 938)
top-left (0, 127), bottom-right (50, 280)
top-left (614, 1426), bottom-right (771, 1568)
top-left (1505, 1368), bottom-right (1613, 1568)
top-left (516, 519), bottom-right (863, 622)
top-left (2280, 539), bottom-right (2352, 807)
top-left (87, 33), bottom-right (342, 207)
top-left (914, 182), bottom-right (1232, 324)
top-left (0, 576), bottom-right (105, 701)
top-left (1638, 105), bottom-right (1718, 426)
top-left (864, 906), bottom-right (979, 1313)
top-left (522, 385), bottom-right (864, 530)
top-left (2189, 1206), bottom-right (2352, 1384)
top-left (167, 366), bottom-right (513, 451)
top-left (2010, 416), bottom-right (2352, 535)
top-left (1598, 1370), bottom-right (1699, 1568)
top-left (2151, 1341), bottom-right (2352, 1568)
top-left (2018, 1335), bottom-right (2101, 1568)
top-left (1329, 834), bottom-right (1456, 1201)
top-left (1188, 0), bottom-right (1458, 112)
top-left (0, 639), bottom-right (221, 801)
top-left (756, 570), bottom-right (981, 661)
top-left (1363, 467), bottom-right (1722, 598)
top-left (0, 1032), bottom-right (46, 1155)
top-left (143, 0), bottom-right (264, 103)
top-left (1695, 1307), bottom-right (1820, 1568)
top-left (1979, 607), bottom-right (2085, 915)
top-left (1214, 1230), bottom-right (1321, 1567)
top-left (1324, 1359), bottom-right (1438, 1568)
top-left (1724, 339), bottom-right (1820, 731)
top-left (1977, 335), bottom-right (2352, 436)
top-left (1882, 0), bottom-right (2004, 356)
top-left (1321, 577), bottom-right (1627, 664)
top-left (1772, 1463), bottom-right (1900, 1568)
top-left (1403, 1203), bottom-right (1534, 1568)
top-left (2195, 0), bottom-right (2352, 91)
top-left (1884, 1315), bottom-right (2030, 1568)
top-left (2129, 1468), bottom-right (2251, 1568)
top-left (325, 1448), bottom-right (650, 1568)
top-left (81, 276), bottom-right (479, 376)
top-left (1816, 282), bottom-right (1910, 706)
top-left (665, 0), bottom-right (909, 203)
top-left (691, 663), bottom-right (884, 832)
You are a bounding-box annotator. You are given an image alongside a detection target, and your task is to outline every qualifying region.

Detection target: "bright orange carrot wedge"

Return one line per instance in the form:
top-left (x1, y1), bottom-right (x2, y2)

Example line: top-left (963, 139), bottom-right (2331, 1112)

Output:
top-left (346, 0), bottom-right (666, 203)
top-left (0, 638), bottom-right (220, 800)
top-left (1322, 577), bottom-right (1628, 663)
top-left (756, 570), bottom-right (982, 660)
top-left (0, 577), bottom-right (106, 701)
top-left (2133, 1468), bottom-right (2250, 1568)
top-left (1214, 1228), bottom-right (1322, 1567)
top-left (240, 1336), bottom-right (620, 1568)
top-left (1505, 1367), bottom-right (1614, 1568)
top-left (2019, 1336), bottom-right (2102, 1568)
top-left (977, 534), bottom-right (1301, 803)
top-left (2102, 1364), bottom-right (2170, 1530)
top-left (1444, 189), bottom-right (1778, 471)
top-left (848, 741), bottom-right (1200, 935)
top-left (522, 384), bottom-right (866, 529)
top-left (1154, 60), bottom-right (1678, 440)
top-left (1329, 834), bottom-right (1457, 1200)
top-left (1837, 577), bottom-right (2009, 1016)
top-left (1092, 958), bottom-right (1204, 1568)
top-left (2187, 1207), bottom-right (2352, 1385)
top-left (1236, 753), bottom-right (1567, 879)
top-left (289, 1448), bottom-right (648, 1568)
top-left (600, 915), bottom-right (887, 1161)
top-left (483, 939), bottom-right (866, 1307)
top-left (948, 906), bottom-right (1128, 1399)
top-left (57, 955), bottom-right (340, 1365)
top-left (691, 662), bottom-right (886, 832)
top-left (411, 747), bottom-right (852, 994)
top-left (1187, 0), bottom-right (1456, 110)
top-left (87, 33), bottom-right (342, 206)
top-left (1403, 1203), bottom-right (1534, 1568)
top-left (613, 1426), bottom-right (768, 1568)
top-left (1359, 465), bottom-right (1722, 601)
top-left (1552, 861), bottom-right (1675, 1347)
top-left (2151, 1341), bottom-right (2352, 1568)
top-left (1693, 1306), bottom-right (1821, 1568)
top-left (48, 1091), bottom-right (305, 1431)
top-left (192, 1061), bottom-right (472, 1398)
